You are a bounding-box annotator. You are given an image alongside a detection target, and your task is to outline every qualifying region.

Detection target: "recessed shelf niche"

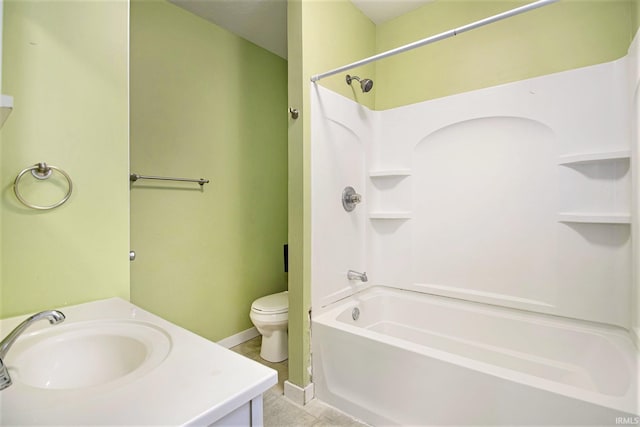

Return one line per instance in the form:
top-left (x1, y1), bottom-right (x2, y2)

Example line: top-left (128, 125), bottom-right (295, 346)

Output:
top-left (368, 170), bottom-right (412, 221)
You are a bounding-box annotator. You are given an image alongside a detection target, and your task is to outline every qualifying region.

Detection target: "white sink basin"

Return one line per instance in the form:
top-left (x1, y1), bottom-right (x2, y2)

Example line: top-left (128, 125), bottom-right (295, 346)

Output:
top-left (7, 320), bottom-right (171, 390)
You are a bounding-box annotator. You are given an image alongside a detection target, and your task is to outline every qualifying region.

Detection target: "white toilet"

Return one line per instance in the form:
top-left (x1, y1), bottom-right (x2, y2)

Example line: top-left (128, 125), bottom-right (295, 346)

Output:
top-left (249, 291), bottom-right (288, 362)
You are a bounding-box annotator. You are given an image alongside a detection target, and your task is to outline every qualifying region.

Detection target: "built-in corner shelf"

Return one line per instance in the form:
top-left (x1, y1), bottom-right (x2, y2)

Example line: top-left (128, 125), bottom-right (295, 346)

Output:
top-left (556, 150), bottom-right (631, 225)
top-left (369, 169), bottom-right (412, 178)
top-left (0, 94), bottom-right (13, 129)
top-left (557, 150), bottom-right (630, 165)
top-left (557, 213), bottom-right (631, 224)
top-left (369, 211), bottom-right (412, 220)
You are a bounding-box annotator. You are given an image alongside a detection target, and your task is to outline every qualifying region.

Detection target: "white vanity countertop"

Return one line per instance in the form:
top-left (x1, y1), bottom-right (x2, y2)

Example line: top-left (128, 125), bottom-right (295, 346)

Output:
top-left (0, 297), bottom-right (277, 426)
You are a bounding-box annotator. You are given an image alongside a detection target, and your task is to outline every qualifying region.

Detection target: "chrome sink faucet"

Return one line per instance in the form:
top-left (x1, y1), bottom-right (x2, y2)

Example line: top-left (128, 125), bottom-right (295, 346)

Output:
top-left (347, 270), bottom-right (368, 282)
top-left (0, 310), bottom-right (65, 390)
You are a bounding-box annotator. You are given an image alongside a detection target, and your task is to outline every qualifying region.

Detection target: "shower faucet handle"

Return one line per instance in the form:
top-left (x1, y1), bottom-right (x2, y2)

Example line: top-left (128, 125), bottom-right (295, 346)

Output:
top-left (348, 193), bottom-right (362, 204)
top-left (342, 186), bottom-right (362, 212)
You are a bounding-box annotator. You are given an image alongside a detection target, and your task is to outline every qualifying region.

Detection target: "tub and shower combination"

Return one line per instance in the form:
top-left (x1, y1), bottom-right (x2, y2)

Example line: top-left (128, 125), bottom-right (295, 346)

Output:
top-left (309, 2), bottom-right (640, 424)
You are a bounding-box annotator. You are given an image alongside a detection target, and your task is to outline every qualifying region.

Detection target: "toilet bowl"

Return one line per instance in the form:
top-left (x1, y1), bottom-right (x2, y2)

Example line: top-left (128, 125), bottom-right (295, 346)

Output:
top-left (249, 291), bottom-right (288, 362)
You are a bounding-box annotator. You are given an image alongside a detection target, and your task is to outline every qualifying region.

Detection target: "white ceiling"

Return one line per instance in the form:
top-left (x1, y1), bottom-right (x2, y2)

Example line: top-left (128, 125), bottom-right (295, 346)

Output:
top-left (352, 0), bottom-right (432, 24)
top-left (168, 0), bottom-right (432, 59)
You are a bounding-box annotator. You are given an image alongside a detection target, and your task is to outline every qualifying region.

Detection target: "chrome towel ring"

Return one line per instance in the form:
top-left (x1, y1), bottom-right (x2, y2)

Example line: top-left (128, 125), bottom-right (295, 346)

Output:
top-left (14, 162), bottom-right (73, 210)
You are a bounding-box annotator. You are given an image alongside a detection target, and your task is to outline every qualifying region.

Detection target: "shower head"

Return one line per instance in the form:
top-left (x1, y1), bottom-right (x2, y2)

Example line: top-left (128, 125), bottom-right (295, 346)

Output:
top-left (360, 78), bottom-right (374, 93)
top-left (346, 75), bottom-right (373, 93)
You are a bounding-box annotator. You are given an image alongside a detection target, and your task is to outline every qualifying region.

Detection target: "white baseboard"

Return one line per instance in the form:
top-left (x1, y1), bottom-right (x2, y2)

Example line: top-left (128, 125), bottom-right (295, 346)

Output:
top-left (217, 327), bottom-right (260, 349)
top-left (284, 380), bottom-right (315, 406)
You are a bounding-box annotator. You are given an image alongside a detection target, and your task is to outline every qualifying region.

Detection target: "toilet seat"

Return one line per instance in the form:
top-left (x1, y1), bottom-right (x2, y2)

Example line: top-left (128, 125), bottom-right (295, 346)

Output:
top-left (251, 291), bottom-right (288, 314)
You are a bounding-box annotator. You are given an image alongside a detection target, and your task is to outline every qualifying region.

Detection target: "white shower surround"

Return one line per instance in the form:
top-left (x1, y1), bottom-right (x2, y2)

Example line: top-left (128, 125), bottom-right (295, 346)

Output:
top-left (310, 32), bottom-right (640, 426)
top-left (312, 52), bottom-right (633, 330)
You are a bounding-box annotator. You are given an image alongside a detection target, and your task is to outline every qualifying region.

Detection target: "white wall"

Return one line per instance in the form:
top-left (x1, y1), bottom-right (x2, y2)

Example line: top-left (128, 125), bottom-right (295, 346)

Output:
top-left (310, 84), bottom-right (374, 309)
top-left (629, 31), bottom-right (640, 343)
top-left (311, 56), bottom-right (634, 329)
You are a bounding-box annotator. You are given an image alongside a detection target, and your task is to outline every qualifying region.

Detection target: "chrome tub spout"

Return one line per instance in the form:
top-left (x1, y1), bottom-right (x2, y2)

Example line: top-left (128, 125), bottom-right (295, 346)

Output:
top-left (0, 310), bottom-right (65, 390)
top-left (347, 270), bottom-right (368, 282)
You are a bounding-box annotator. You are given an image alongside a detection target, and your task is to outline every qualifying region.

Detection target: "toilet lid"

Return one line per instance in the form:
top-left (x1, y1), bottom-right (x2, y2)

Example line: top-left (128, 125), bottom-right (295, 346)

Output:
top-left (252, 291), bottom-right (288, 314)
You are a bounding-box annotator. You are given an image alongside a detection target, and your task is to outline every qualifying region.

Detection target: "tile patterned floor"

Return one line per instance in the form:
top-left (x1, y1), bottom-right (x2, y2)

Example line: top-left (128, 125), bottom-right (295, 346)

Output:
top-left (230, 337), bottom-right (370, 427)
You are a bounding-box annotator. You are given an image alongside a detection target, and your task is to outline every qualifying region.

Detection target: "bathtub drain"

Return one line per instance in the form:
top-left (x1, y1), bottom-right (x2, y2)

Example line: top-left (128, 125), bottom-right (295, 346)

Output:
top-left (352, 307), bottom-right (360, 321)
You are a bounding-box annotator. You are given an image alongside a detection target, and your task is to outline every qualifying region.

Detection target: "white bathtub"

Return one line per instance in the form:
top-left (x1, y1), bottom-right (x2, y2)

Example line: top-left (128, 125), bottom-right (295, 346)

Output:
top-left (312, 286), bottom-right (640, 426)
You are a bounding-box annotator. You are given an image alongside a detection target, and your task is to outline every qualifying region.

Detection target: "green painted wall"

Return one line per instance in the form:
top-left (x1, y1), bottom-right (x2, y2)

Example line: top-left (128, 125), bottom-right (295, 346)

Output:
top-left (0, 124), bottom-right (3, 320)
top-left (287, 0), bottom-right (375, 388)
top-left (130, 0), bottom-right (288, 342)
top-left (375, 0), bottom-right (638, 109)
top-left (303, 0), bottom-right (377, 110)
top-left (1, 0), bottom-right (129, 318)
top-left (287, 0), bottom-right (306, 389)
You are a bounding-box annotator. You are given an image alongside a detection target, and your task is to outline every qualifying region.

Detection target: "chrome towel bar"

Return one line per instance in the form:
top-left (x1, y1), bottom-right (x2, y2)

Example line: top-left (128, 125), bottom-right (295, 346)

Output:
top-left (130, 173), bottom-right (210, 186)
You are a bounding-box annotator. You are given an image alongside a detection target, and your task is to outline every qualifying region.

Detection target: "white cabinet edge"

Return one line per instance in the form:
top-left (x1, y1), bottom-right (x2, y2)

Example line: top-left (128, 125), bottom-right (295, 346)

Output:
top-left (0, 94), bottom-right (13, 129)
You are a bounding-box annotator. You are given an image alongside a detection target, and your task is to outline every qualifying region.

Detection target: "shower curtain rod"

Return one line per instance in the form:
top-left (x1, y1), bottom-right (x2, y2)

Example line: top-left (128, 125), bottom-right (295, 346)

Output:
top-left (310, 0), bottom-right (559, 82)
